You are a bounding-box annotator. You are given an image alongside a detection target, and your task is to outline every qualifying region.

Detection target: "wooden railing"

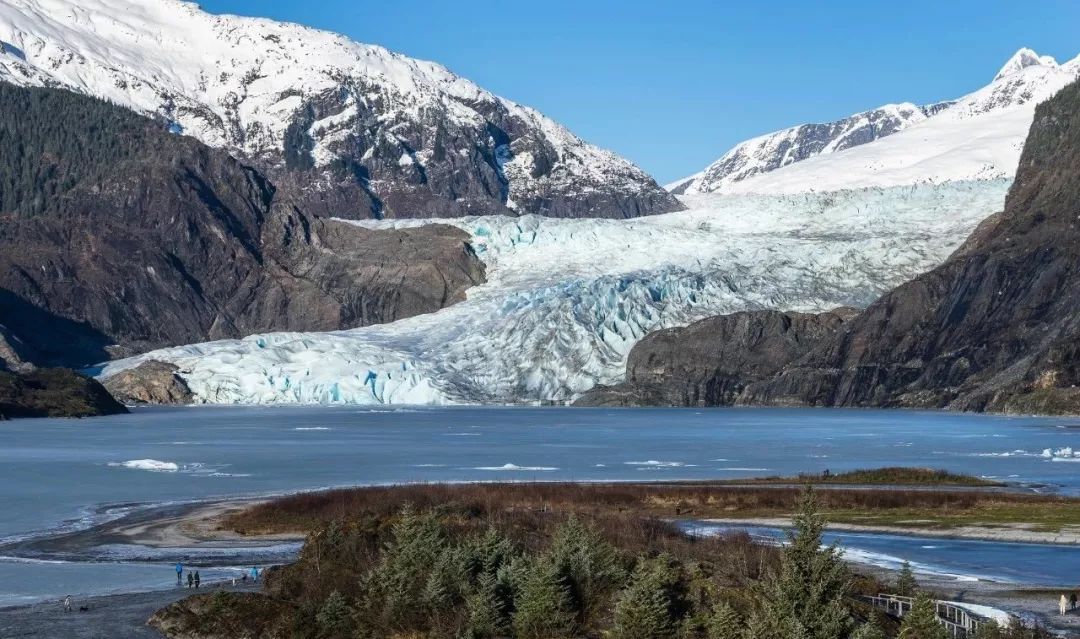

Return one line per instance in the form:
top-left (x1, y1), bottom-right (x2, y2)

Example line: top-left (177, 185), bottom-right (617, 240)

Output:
top-left (863, 593), bottom-right (1003, 637)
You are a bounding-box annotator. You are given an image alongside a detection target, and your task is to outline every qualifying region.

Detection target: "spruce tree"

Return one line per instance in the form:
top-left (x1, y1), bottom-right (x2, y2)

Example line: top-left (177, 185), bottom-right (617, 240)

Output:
top-left (512, 557), bottom-right (577, 639)
top-left (898, 592), bottom-right (948, 639)
top-left (546, 515), bottom-right (628, 622)
top-left (465, 571), bottom-right (511, 639)
top-left (755, 487), bottom-right (853, 639)
top-left (612, 557), bottom-right (680, 639)
top-left (705, 601), bottom-right (745, 639)
top-left (851, 621), bottom-right (887, 639)
top-left (315, 590), bottom-right (353, 637)
top-left (894, 561), bottom-right (918, 597)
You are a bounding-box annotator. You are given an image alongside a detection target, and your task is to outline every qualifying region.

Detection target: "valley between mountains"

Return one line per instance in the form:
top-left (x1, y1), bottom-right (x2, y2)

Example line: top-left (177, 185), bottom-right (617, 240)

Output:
top-left (2, 0), bottom-right (1080, 413)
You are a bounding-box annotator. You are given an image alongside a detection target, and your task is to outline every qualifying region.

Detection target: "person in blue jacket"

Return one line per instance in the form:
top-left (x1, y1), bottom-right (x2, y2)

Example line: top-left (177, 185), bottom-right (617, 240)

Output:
top-left (175, 562), bottom-right (183, 585)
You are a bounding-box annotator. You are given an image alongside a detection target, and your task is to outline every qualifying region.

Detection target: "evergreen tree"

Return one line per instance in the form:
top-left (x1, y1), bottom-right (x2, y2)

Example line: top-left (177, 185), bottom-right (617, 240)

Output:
top-left (465, 571), bottom-right (511, 639)
top-left (755, 487), bottom-right (853, 639)
top-left (851, 621), bottom-right (887, 639)
top-left (356, 508), bottom-right (450, 633)
top-left (894, 561), bottom-right (918, 597)
top-left (898, 592), bottom-right (948, 639)
top-left (706, 601), bottom-right (745, 639)
top-left (512, 557), bottom-right (577, 639)
top-left (546, 516), bottom-right (629, 623)
top-left (314, 590), bottom-right (353, 637)
top-left (612, 557), bottom-right (681, 639)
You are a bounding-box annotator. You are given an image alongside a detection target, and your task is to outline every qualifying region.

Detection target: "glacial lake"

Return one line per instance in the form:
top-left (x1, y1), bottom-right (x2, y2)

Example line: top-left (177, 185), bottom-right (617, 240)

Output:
top-left (1, 406), bottom-right (1079, 604)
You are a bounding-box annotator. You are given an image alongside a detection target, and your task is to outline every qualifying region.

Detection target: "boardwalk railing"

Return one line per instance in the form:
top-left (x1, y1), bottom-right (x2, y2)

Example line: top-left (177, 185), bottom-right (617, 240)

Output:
top-left (863, 593), bottom-right (1003, 637)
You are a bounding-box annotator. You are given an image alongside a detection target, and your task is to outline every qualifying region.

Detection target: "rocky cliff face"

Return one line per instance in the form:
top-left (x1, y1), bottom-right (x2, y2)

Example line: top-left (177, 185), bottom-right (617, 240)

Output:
top-left (742, 78), bottom-right (1080, 413)
top-left (574, 309), bottom-right (856, 407)
top-left (0, 83), bottom-right (485, 368)
top-left (102, 361), bottom-right (193, 405)
top-left (0, 0), bottom-right (680, 220)
top-left (617, 79), bottom-right (1080, 415)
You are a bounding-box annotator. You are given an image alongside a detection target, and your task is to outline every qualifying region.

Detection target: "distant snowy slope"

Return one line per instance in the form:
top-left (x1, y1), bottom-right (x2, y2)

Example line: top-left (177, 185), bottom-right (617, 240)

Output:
top-left (99, 181), bottom-right (1010, 405)
top-left (678, 48), bottom-right (1079, 194)
top-left (0, 0), bottom-right (678, 219)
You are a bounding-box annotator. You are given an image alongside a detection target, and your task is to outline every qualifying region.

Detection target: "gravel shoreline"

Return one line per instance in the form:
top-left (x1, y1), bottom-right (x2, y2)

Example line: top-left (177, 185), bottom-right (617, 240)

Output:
top-left (0, 580), bottom-right (259, 639)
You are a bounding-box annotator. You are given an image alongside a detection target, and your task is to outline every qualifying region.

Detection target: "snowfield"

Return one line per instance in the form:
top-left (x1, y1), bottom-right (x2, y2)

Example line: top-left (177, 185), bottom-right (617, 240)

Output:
top-left (679, 48), bottom-right (1079, 194)
top-left (99, 180), bottom-right (1011, 405)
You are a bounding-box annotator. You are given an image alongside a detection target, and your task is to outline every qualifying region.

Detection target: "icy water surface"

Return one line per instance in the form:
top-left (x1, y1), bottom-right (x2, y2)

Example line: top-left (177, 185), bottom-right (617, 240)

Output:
top-left (682, 523), bottom-right (1080, 586)
top-left (2, 406), bottom-right (1079, 604)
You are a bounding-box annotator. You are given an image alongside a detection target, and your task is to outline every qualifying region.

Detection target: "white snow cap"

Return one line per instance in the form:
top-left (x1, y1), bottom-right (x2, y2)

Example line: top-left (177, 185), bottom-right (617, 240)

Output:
top-left (994, 47), bottom-right (1058, 81)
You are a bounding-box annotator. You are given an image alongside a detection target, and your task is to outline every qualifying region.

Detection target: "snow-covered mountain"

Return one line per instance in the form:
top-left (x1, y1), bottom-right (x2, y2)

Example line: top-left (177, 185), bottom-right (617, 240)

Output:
top-left (8, 0), bottom-right (1063, 405)
top-left (677, 48), bottom-right (1080, 194)
top-left (0, 0), bottom-right (679, 219)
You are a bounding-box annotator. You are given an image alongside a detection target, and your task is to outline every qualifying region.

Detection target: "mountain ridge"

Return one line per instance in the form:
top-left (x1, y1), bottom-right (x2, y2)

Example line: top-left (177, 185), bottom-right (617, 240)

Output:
top-left (0, 0), bottom-right (679, 220)
top-left (675, 48), bottom-right (1080, 195)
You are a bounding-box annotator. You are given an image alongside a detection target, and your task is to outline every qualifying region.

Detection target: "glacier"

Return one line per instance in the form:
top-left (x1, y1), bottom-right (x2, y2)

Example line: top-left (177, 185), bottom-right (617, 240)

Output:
top-left (98, 180), bottom-right (1011, 405)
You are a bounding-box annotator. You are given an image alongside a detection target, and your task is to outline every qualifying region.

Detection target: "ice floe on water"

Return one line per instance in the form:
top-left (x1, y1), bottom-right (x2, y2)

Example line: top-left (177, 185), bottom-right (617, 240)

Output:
top-left (473, 463), bottom-right (558, 472)
top-left (293, 427), bottom-right (331, 431)
top-left (106, 460), bottom-right (249, 477)
top-left (1044, 447), bottom-right (1080, 461)
top-left (968, 446), bottom-right (1080, 462)
top-left (624, 460), bottom-right (692, 468)
top-left (108, 459), bottom-right (179, 472)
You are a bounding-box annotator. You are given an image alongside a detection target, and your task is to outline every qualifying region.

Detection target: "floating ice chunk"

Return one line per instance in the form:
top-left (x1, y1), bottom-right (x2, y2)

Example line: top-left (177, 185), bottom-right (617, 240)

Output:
top-left (473, 463), bottom-right (557, 471)
top-left (108, 459), bottom-right (179, 472)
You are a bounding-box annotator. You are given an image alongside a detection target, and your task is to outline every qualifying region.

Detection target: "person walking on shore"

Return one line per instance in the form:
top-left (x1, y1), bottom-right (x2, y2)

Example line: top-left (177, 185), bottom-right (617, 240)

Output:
top-left (250, 566), bottom-right (259, 582)
top-left (194, 571), bottom-right (201, 589)
top-left (63, 595), bottom-right (71, 613)
top-left (1071, 592), bottom-right (1078, 612)
top-left (1061, 594), bottom-right (1069, 616)
top-left (187, 571), bottom-right (194, 589)
top-left (175, 562), bottom-right (183, 585)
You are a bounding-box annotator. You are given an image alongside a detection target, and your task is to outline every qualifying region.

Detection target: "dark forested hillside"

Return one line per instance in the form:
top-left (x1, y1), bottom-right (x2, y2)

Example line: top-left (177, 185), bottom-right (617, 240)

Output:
top-left (0, 83), bottom-right (485, 368)
top-left (0, 85), bottom-right (169, 217)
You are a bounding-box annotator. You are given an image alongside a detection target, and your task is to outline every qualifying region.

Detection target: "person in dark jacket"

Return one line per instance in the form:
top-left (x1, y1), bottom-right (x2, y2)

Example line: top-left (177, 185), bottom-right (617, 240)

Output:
top-left (194, 571), bottom-right (201, 589)
top-left (187, 571), bottom-right (194, 588)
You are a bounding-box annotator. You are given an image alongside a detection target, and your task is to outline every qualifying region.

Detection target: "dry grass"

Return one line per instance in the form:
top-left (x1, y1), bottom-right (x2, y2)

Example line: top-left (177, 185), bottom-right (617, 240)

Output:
top-left (224, 480), bottom-right (1079, 537)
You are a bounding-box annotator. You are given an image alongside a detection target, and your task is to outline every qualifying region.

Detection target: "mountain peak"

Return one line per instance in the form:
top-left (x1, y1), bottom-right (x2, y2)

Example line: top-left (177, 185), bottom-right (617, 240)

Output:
top-left (994, 47), bottom-right (1058, 81)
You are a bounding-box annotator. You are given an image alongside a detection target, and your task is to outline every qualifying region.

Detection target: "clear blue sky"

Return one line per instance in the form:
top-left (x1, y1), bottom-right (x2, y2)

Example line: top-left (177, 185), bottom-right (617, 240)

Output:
top-left (199, 0), bottom-right (1080, 183)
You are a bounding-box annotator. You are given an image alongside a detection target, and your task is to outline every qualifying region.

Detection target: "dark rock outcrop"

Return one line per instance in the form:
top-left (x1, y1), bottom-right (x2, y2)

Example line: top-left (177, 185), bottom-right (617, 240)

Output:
top-left (575, 308), bottom-right (857, 407)
top-left (102, 361), bottom-right (194, 406)
top-left (0, 368), bottom-right (127, 418)
top-left (0, 84), bottom-right (485, 368)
